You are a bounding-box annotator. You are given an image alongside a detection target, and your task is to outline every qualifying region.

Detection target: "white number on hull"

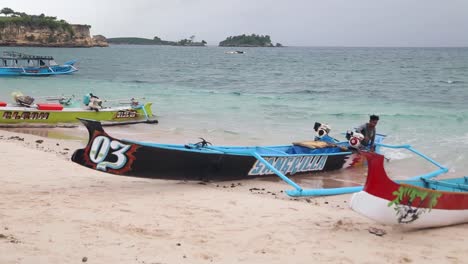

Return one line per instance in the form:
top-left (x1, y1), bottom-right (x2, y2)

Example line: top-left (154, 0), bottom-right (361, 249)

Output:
top-left (89, 136), bottom-right (131, 171)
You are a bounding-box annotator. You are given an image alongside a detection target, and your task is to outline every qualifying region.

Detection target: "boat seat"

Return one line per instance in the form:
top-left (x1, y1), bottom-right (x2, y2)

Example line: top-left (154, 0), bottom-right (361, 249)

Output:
top-left (290, 141), bottom-right (347, 154)
top-left (293, 141), bottom-right (333, 149)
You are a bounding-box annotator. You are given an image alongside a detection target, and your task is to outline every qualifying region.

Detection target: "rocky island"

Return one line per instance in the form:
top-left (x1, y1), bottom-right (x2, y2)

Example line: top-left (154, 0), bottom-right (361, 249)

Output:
top-left (107, 35), bottom-right (207, 46)
top-left (219, 34), bottom-right (282, 47)
top-left (0, 8), bottom-right (108, 47)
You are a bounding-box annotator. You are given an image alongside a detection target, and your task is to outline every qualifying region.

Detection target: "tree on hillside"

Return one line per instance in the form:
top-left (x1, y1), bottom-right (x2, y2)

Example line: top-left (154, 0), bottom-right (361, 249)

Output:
top-left (178, 38), bottom-right (189, 45)
top-left (0, 7), bottom-right (14, 16)
top-left (13, 12), bottom-right (27, 17)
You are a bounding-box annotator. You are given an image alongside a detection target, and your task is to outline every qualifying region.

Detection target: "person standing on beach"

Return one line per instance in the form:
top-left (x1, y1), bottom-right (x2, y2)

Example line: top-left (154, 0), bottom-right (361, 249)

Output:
top-left (356, 114), bottom-right (379, 151)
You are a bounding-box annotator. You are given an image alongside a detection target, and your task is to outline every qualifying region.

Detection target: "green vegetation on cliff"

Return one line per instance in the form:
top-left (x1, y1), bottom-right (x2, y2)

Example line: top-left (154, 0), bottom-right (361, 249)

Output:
top-left (219, 34), bottom-right (282, 47)
top-left (107, 35), bottom-right (207, 46)
top-left (0, 7), bottom-right (74, 35)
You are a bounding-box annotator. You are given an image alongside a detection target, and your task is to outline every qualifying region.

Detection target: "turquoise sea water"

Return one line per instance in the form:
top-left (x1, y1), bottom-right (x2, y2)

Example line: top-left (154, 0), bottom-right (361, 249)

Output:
top-left (0, 45), bottom-right (467, 179)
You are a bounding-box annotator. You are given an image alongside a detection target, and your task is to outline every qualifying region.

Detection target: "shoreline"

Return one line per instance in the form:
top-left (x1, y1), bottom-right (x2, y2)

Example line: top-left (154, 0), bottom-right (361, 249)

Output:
top-left (0, 127), bottom-right (467, 263)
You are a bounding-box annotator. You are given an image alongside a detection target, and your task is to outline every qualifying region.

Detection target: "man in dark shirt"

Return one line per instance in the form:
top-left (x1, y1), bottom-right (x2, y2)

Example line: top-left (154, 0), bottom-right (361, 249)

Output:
top-left (356, 115), bottom-right (379, 151)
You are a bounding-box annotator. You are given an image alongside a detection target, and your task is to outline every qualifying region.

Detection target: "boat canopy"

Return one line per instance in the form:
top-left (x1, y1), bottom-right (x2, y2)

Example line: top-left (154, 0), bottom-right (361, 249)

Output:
top-left (1, 51), bottom-right (54, 60)
top-left (1, 51), bottom-right (56, 67)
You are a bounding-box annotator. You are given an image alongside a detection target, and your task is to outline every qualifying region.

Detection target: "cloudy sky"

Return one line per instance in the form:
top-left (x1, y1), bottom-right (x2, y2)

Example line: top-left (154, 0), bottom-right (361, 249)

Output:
top-left (2, 0), bottom-right (468, 47)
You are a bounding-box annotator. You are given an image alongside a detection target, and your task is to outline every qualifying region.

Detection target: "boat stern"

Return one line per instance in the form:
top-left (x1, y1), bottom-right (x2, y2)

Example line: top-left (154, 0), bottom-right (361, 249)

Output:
top-left (143, 102), bottom-right (154, 118)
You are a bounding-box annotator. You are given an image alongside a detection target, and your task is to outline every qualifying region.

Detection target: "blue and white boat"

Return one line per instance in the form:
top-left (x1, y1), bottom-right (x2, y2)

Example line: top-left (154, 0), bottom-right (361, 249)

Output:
top-left (0, 51), bottom-right (78, 76)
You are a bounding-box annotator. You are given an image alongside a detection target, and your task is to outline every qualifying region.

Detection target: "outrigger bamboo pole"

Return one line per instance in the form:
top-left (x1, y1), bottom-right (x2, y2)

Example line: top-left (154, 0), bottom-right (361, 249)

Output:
top-left (202, 143), bottom-right (448, 197)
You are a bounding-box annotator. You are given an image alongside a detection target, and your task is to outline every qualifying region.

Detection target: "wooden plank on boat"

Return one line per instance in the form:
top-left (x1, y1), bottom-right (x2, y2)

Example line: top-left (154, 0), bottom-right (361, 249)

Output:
top-left (292, 140), bottom-right (332, 149)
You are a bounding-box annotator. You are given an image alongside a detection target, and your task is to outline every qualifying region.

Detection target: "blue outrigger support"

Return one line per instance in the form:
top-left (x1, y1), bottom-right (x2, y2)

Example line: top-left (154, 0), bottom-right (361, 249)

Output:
top-left (204, 143), bottom-right (448, 197)
top-left (285, 143), bottom-right (448, 197)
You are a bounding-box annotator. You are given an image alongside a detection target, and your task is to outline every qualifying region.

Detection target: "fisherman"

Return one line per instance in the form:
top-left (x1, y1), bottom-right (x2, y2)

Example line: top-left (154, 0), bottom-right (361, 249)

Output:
top-left (130, 98), bottom-right (139, 107)
top-left (354, 114), bottom-right (379, 151)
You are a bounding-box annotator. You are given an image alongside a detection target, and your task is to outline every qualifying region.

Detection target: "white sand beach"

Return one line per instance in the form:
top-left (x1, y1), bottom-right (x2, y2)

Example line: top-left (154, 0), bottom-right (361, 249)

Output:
top-left (0, 130), bottom-right (467, 264)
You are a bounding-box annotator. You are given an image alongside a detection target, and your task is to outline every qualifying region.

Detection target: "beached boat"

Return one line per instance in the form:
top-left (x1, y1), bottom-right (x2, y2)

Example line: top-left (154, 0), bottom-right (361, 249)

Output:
top-left (350, 152), bottom-right (468, 229)
top-left (72, 120), bottom-right (371, 181)
top-left (0, 96), bottom-right (156, 127)
top-left (0, 51), bottom-right (77, 76)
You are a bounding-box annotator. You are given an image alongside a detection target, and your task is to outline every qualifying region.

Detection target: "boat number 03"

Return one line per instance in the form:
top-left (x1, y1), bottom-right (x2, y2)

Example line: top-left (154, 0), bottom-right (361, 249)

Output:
top-left (89, 135), bottom-right (131, 171)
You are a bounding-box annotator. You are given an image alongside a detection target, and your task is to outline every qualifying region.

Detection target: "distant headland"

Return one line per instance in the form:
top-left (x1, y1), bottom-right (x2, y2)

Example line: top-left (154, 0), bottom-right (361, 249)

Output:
top-left (108, 34), bottom-right (283, 47)
top-left (0, 8), bottom-right (283, 48)
top-left (0, 7), bottom-right (108, 47)
top-left (107, 35), bottom-right (207, 46)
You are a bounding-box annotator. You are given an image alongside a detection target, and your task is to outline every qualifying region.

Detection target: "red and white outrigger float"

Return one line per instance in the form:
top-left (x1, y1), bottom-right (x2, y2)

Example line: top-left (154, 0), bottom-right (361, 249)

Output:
top-left (351, 152), bottom-right (468, 229)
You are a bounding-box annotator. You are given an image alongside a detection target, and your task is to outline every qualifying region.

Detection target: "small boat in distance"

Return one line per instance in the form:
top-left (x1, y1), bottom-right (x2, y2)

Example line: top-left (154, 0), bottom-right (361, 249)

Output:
top-left (0, 51), bottom-right (78, 76)
top-left (350, 152), bottom-right (468, 229)
top-left (225, 50), bottom-right (245, 54)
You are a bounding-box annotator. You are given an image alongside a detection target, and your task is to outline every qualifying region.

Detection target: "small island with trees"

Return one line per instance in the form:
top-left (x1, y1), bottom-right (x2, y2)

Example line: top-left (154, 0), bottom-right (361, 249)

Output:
top-left (107, 35), bottom-right (207, 46)
top-left (219, 34), bottom-right (282, 47)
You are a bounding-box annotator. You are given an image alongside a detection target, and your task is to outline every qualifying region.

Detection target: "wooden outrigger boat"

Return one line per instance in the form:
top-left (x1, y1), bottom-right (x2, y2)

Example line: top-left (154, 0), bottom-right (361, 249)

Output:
top-left (0, 51), bottom-right (77, 76)
top-left (72, 120), bottom-right (373, 181)
top-left (0, 94), bottom-right (156, 127)
top-left (350, 152), bottom-right (468, 229)
top-left (72, 119), bottom-right (451, 199)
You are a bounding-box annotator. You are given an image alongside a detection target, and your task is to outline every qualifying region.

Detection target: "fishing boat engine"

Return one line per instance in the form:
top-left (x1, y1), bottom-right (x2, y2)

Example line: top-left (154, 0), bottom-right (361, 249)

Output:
top-left (84, 93), bottom-right (103, 111)
top-left (346, 131), bottom-right (365, 149)
top-left (12, 92), bottom-right (35, 107)
top-left (313, 122), bottom-right (331, 138)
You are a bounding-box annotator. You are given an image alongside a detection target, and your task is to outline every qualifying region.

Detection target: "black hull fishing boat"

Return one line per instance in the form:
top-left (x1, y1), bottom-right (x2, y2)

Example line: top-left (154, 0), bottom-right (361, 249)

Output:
top-left (72, 119), bottom-right (366, 181)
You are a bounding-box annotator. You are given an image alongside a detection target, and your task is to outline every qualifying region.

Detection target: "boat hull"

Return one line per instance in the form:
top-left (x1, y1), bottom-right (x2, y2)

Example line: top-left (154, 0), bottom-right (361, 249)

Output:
top-left (0, 103), bottom-right (154, 126)
top-left (350, 153), bottom-right (468, 229)
top-left (72, 120), bottom-right (363, 181)
top-left (351, 191), bottom-right (468, 228)
top-left (0, 65), bottom-right (77, 76)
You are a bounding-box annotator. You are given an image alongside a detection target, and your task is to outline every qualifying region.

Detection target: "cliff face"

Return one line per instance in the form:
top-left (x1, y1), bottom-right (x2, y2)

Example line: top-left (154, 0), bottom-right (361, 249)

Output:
top-left (0, 24), bottom-right (108, 47)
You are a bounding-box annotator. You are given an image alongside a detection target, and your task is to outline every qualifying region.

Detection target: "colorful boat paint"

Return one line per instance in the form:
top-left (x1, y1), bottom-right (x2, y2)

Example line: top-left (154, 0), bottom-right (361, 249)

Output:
top-left (0, 51), bottom-right (77, 76)
top-left (72, 119), bottom-right (366, 181)
top-left (350, 152), bottom-right (468, 229)
top-left (0, 102), bottom-right (155, 127)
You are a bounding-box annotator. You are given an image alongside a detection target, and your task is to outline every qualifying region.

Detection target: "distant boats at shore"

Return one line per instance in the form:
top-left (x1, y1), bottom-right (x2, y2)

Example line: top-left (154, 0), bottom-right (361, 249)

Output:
top-left (0, 92), bottom-right (157, 127)
top-left (0, 51), bottom-right (78, 77)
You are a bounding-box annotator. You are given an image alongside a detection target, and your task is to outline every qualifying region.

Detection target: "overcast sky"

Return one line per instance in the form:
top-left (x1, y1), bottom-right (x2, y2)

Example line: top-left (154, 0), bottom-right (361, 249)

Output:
top-left (2, 0), bottom-right (468, 47)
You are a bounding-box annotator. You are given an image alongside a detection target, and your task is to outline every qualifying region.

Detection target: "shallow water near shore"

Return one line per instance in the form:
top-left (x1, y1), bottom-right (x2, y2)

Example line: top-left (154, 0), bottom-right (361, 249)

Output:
top-left (0, 45), bottom-right (466, 183)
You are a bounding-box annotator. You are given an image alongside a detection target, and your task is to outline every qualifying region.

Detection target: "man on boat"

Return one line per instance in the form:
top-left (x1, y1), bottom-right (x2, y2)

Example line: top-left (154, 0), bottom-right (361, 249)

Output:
top-left (355, 115), bottom-right (379, 151)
